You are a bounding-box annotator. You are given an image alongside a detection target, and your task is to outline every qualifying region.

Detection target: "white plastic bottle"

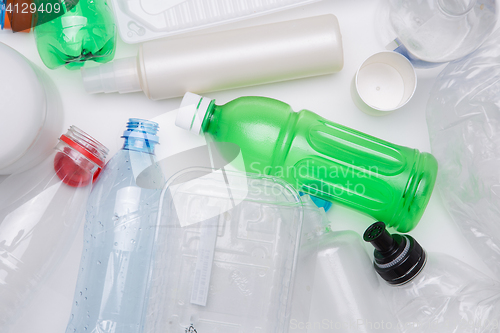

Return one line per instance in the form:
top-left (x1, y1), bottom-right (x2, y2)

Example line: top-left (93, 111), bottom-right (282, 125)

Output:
top-left (364, 222), bottom-right (500, 333)
top-left (81, 14), bottom-right (344, 100)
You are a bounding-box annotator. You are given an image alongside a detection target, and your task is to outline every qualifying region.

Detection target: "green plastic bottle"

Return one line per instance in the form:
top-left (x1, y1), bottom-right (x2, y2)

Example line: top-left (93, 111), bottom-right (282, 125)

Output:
top-left (176, 93), bottom-right (438, 232)
top-left (34, 0), bottom-right (116, 70)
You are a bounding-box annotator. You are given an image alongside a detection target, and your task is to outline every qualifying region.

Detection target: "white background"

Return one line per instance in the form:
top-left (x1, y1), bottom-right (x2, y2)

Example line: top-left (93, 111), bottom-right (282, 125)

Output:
top-left (0, 0), bottom-right (497, 332)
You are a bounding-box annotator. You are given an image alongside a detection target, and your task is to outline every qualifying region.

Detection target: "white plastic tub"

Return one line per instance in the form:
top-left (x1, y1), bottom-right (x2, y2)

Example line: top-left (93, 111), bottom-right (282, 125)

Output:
top-left (111, 0), bottom-right (322, 43)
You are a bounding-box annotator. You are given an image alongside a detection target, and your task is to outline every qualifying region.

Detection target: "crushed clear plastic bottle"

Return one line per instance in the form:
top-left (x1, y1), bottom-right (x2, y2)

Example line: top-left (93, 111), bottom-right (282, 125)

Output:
top-left (364, 222), bottom-right (500, 333)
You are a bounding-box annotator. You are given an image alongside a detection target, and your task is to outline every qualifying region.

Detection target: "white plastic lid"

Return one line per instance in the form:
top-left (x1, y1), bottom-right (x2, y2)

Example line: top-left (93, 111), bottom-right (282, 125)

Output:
top-left (0, 43), bottom-right (46, 172)
top-left (175, 92), bottom-right (213, 134)
top-left (352, 51), bottom-right (417, 116)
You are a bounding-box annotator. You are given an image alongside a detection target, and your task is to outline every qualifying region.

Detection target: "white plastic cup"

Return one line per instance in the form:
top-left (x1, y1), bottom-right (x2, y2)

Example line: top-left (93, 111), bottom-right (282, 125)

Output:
top-left (352, 51), bottom-right (417, 116)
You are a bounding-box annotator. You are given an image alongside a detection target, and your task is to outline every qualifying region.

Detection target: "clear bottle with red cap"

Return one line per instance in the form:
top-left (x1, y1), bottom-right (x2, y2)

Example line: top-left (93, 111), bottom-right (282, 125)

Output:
top-left (0, 126), bottom-right (108, 328)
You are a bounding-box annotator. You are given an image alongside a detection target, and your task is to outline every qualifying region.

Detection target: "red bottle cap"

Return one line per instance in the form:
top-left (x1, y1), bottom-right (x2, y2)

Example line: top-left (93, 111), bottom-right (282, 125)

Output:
top-left (54, 128), bottom-right (108, 188)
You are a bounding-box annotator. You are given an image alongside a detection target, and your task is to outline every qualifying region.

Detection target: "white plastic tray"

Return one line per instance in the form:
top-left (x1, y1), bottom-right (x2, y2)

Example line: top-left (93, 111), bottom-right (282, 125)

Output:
top-left (110, 0), bottom-right (321, 43)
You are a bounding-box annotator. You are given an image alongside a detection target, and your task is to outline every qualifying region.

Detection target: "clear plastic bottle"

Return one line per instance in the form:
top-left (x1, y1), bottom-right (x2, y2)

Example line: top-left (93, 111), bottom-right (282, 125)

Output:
top-left (364, 222), bottom-right (500, 332)
top-left (175, 93), bottom-right (438, 232)
top-left (81, 14), bottom-right (343, 100)
top-left (34, 0), bottom-right (116, 70)
top-left (389, 0), bottom-right (496, 64)
top-left (65, 119), bottom-right (163, 333)
top-left (307, 230), bottom-right (400, 332)
top-left (0, 126), bottom-right (108, 328)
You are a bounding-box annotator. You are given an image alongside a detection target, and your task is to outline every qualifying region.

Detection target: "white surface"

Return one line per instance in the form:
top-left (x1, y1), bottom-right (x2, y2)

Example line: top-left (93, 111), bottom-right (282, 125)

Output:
top-left (110, 0), bottom-right (320, 43)
top-left (0, 1), bottom-right (495, 332)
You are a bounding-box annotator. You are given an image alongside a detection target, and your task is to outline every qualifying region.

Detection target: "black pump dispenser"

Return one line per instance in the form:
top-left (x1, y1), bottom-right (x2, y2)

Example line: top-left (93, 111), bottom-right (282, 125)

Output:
top-left (363, 222), bottom-right (426, 285)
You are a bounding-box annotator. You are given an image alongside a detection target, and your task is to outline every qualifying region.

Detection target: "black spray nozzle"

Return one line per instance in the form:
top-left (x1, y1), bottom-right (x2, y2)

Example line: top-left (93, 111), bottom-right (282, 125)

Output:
top-left (363, 222), bottom-right (426, 285)
top-left (363, 221), bottom-right (397, 253)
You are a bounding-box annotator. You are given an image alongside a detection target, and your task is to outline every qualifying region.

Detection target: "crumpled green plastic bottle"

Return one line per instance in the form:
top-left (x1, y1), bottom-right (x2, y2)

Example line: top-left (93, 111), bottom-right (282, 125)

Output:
top-left (34, 0), bottom-right (116, 70)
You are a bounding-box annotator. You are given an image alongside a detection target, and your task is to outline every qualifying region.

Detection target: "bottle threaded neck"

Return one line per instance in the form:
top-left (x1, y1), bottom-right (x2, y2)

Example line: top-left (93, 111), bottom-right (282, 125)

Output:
top-left (55, 126), bottom-right (109, 187)
top-left (122, 118), bottom-right (159, 153)
top-left (60, 126), bottom-right (109, 167)
top-left (126, 118), bottom-right (159, 135)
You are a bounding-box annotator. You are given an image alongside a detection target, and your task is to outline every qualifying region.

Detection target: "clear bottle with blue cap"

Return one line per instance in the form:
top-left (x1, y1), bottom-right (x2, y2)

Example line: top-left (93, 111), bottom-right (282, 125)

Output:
top-left (65, 119), bottom-right (164, 333)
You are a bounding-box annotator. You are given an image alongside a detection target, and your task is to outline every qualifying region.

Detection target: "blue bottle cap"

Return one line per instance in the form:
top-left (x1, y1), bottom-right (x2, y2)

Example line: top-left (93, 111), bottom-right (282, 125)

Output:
top-left (299, 192), bottom-right (333, 212)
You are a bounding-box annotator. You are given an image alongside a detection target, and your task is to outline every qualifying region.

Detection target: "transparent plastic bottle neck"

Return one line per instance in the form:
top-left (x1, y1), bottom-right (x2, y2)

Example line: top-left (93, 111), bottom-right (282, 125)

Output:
top-left (54, 126), bottom-right (109, 187)
top-left (122, 119), bottom-right (159, 154)
top-left (437, 0), bottom-right (477, 17)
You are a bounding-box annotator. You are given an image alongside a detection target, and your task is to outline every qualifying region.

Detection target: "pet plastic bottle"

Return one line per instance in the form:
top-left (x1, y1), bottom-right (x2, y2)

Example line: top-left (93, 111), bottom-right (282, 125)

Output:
top-left (364, 222), bottom-right (500, 332)
top-left (175, 93), bottom-right (438, 232)
top-left (0, 126), bottom-right (108, 328)
top-left (65, 119), bottom-right (163, 333)
top-left (388, 0), bottom-right (496, 64)
top-left (81, 14), bottom-right (343, 100)
top-left (34, 0), bottom-right (116, 70)
top-left (306, 230), bottom-right (400, 332)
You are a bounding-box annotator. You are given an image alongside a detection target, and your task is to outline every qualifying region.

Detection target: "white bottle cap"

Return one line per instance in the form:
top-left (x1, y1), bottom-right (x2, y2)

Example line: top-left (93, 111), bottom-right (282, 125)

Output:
top-left (81, 57), bottom-right (142, 94)
top-left (175, 92), bottom-right (214, 135)
top-left (351, 51), bottom-right (417, 116)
